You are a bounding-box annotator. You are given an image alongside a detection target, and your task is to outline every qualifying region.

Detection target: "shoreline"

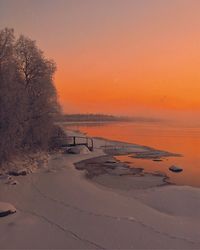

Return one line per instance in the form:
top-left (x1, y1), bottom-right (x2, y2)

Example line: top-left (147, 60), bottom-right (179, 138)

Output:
top-left (67, 128), bottom-right (181, 190)
top-left (0, 130), bottom-right (200, 249)
top-left (75, 154), bottom-right (173, 192)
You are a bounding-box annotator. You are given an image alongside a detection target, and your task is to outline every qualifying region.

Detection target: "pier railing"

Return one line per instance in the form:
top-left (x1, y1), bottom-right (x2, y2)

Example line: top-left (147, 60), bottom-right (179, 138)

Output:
top-left (61, 136), bottom-right (94, 151)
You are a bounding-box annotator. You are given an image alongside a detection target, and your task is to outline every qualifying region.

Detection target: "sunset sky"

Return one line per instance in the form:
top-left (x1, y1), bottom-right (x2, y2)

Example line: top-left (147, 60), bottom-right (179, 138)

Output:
top-left (1, 0), bottom-right (200, 119)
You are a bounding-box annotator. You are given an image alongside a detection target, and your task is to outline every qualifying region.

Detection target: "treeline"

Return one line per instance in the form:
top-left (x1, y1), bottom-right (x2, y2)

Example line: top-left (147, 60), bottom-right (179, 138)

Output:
top-left (0, 28), bottom-right (64, 166)
top-left (59, 114), bottom-right (132, 122)
top-left (59, 114), bottom-right (161, 123)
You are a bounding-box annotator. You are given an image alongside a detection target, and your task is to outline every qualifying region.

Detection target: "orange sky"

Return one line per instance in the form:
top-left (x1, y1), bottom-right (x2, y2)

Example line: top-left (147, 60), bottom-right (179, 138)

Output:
top-left (1, 0), bottom-right (200, 119)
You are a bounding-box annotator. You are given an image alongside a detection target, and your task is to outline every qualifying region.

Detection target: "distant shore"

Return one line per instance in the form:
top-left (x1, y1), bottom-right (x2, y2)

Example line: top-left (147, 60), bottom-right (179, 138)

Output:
top-left (58, 113), bottom-right (162, 123)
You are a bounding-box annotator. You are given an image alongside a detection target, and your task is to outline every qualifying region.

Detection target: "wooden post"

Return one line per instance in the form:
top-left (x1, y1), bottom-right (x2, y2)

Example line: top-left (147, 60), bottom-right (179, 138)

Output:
top-left (91, 138), bottom-right (94, 151)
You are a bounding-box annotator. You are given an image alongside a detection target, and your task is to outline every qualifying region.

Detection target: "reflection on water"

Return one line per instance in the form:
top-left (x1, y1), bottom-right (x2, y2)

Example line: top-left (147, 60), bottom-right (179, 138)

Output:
top-left (65, 121), bottom-right (200, 187)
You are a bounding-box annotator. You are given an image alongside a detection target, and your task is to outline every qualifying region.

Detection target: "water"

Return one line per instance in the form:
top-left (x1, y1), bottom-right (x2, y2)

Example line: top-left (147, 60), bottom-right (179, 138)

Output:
top-left (65, 121), bottom-right (200, 188)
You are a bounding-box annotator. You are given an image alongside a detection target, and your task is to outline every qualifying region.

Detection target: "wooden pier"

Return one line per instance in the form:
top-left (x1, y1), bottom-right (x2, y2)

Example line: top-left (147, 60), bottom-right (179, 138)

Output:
top-left (61, 136), bottom-right (94, 151)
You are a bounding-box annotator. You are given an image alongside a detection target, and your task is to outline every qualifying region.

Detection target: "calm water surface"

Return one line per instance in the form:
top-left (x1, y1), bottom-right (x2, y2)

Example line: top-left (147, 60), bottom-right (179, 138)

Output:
top-left (66, 121), bottom-right (200, 187)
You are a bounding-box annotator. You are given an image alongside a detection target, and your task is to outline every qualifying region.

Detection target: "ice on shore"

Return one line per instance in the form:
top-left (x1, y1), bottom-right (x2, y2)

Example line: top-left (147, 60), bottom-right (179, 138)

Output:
top-left (0, 130), bottom-right (199, 249)
top-left (67, 145), bottom-right (91, 155)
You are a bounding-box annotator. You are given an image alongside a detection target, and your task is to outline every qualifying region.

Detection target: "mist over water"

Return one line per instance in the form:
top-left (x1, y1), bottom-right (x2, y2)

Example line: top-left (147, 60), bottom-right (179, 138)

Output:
top-left (66, 120), bottom-right (200, 187)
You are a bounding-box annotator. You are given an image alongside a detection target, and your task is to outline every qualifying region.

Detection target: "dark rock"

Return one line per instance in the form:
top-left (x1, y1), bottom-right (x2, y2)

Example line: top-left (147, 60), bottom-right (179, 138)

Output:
top-left (169, 165), bottom-right (183, 173)
top-left (0, 202), bottom-right (16, 217)
top-left (8, 169), bottom-right (27, 176)
top-left (105, 160), bottom-right (118, 164)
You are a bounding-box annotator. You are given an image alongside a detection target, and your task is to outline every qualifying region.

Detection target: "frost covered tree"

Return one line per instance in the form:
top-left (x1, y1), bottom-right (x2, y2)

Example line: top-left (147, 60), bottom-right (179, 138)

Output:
top-left (0, 28), bottom-right (26, 162)
top-left (15, 35), bottom-right (59, 150)
top-left (0, 28), bottom-right (60, 165)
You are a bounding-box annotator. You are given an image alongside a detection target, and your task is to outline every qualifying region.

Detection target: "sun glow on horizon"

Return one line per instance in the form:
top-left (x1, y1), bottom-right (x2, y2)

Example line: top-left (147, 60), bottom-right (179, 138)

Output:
top-left (1, 0), bottom-right (200, 119)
